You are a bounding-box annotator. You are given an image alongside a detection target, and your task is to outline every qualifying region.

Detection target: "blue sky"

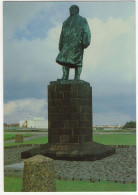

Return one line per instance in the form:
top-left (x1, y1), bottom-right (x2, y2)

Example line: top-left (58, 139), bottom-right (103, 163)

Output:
top-left (3, 1), bottom-right (136, 126)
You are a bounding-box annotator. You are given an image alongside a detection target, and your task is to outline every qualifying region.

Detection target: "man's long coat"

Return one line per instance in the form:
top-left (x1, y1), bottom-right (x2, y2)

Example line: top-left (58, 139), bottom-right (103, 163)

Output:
top-left (56, 14), bottom-right (91, 68)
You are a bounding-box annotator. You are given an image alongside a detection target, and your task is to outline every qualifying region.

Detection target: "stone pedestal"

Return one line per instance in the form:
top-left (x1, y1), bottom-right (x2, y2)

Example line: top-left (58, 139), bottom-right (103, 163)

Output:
top-left (15, 134), bottom-right (23, 143)
top-left (21, 80), bottom-right (115, 161)
top-left (48, 80), bottom-right (92, 144)
top-left (22, 155), bottom-right (56, 192)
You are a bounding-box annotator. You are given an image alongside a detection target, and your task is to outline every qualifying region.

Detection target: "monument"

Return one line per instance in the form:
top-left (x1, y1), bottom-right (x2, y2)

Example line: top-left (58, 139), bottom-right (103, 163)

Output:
top-left (56, 5), bottom-right (91, 80)
top-left (21, 5), bottom-right (115, 161)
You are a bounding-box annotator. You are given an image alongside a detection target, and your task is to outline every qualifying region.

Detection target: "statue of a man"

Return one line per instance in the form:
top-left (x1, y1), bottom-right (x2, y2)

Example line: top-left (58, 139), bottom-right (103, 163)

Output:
top-left (56, 5), bottom-right (91, 80)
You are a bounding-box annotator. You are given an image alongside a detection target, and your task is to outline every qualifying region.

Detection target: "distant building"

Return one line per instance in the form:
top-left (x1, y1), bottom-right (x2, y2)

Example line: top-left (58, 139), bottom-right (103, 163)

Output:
top-left (19, 116), bottom-right (48, 129)
top-left (93, 124), bottom-right (122, 130)
top-left (8, 123), bottom-right (19, 127)
top-left (4, 123), bottom-right (9, 127)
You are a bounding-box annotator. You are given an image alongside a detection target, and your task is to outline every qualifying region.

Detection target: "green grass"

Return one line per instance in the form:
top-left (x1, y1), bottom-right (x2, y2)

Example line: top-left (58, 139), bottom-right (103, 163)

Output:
top-left (4, 134), bottom-right (33, 140)
top-left (93, 134), bottom-right (136, 145)
top-left (4, 176), bottom-right (136, 192)
top-left (4, 136), bottom-right (48, 147)
top-left (4, 134), bottom-right (136, 147)
top-left (56, 180), bottom-right (136, 192)
top-left (4, 177), bottom-right (23, 192)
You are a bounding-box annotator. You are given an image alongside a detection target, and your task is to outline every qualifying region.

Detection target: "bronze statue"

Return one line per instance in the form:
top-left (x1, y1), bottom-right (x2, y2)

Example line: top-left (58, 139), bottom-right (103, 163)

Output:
top-left (56, 5), bottom-right (91, 80)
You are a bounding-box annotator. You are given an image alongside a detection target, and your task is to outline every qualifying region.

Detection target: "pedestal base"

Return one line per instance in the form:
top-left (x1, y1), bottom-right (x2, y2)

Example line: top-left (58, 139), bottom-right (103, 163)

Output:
top-left (21, 142), bottom-right (115, 161)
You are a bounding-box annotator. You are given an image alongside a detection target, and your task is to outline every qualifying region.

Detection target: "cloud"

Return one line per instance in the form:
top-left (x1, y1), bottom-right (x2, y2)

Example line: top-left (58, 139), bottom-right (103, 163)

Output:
top-left (4, 23), bottom-right (62, 85)
top-left (84, 15), bottom-right (135, 72)
top-left (4, 22), bottom-right (63, 104)
top-left (3, 2), bottom-right (54, 40)
top-left (78, 1), bottom-right (135, 21)
top-left (4, 101), bottom-right (16, 116)
top-left (82, 15), bottom-right (135, 95)
top-left (4, 98), bottom-right (47, 123)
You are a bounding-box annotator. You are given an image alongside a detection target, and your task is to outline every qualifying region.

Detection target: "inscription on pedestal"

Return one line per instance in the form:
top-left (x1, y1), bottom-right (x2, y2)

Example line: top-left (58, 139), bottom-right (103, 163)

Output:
top-left (50, 145), bottom-right (68, 151)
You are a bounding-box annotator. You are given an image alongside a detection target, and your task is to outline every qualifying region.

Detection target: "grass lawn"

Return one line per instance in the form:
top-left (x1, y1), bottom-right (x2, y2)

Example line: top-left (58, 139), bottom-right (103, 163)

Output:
top-left (93, 134), bottom-right (136, 145)
top-left (4, 136), bottom-right (48, 147)
top-left (4, 134), bottom-right (136, 147)
top-left (4, 176), bottom-right (136, 192)
top-left (4, 134), bottom-right (33, 140)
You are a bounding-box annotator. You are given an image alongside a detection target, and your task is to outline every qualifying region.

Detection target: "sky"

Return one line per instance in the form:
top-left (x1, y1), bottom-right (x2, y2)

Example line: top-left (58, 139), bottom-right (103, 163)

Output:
top-left (3, 1), bottom-right (136, 126)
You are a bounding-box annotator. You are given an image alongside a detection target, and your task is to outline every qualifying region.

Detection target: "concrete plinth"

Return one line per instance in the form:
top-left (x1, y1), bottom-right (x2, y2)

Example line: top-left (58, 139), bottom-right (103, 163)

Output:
top-left (15, 134), bottom-right (23, 143)
top-left (22, 155), bottom-right (56, 192)
top-left (21, 80), bottom-right (115, 161)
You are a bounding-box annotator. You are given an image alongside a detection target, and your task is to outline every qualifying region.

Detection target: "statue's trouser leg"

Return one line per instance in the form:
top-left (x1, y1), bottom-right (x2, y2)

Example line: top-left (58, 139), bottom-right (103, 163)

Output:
top-left (62, 66), bottom-right (70, 80)
top-left (74, 67), bottom-right (82, 80)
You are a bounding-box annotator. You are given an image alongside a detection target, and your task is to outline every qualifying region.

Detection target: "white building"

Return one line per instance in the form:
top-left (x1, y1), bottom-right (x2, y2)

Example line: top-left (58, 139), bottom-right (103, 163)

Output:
top-left (19, 116), bottom-right (48, 128)
top-left (19, 120), bottom-right (26, 127)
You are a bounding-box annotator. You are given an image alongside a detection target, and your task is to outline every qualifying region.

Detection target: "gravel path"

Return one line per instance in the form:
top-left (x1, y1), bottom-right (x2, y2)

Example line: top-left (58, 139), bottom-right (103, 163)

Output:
top-left (4, 145), bottom-right (38, 165)
top-left (54, 148), bottom-right (136, 183)
top-left (4, 146), bottom-right (136, 183)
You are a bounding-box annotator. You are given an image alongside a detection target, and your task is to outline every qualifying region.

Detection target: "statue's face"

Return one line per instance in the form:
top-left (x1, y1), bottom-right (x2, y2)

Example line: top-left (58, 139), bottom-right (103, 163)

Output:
top-left (69, 6), bottom-right (78, 16)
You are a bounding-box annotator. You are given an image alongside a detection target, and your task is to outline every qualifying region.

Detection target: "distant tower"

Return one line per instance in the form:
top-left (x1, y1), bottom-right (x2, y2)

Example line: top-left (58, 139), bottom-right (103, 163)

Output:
top-left (25, 120), bottom-right (27, 128)
top-left (29, 114), bottom-right (32, 120)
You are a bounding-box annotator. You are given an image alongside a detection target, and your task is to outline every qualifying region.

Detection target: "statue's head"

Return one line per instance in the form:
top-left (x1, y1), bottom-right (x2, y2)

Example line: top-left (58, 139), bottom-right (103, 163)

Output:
top-left (69, 5), bottom-right (79, 16)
